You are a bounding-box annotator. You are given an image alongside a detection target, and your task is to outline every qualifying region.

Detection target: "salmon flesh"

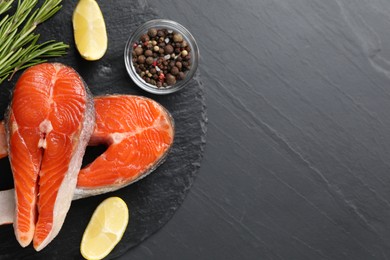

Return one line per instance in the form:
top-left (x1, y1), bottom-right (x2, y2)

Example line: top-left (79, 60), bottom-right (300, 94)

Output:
top-left (6, 63), bottom-right (95, 251)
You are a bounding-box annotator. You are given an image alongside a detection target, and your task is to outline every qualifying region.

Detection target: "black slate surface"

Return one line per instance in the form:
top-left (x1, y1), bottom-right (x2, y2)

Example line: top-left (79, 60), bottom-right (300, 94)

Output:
top-left (0, 0), bottom-right (206, 259)
top-left (117, 0), bottom-right (390, 259)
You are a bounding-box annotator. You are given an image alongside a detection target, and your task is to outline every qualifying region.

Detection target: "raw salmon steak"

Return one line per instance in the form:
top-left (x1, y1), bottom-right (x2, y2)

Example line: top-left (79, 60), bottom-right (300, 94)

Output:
top-left (6, 63), bottom-right (95, 251)
top-left (74, 95), bottom-right (174, 198)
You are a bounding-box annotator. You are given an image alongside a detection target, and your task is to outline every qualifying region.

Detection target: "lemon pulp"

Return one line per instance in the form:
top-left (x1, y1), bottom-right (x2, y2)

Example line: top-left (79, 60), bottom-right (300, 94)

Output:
top-left (80, 197), bottom-right (129, 260)
top-left (72, 0), bottom-right (107, 61)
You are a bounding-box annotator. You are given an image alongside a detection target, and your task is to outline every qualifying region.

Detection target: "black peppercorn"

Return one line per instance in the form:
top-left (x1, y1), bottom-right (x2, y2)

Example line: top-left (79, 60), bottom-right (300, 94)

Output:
top-left (171, 66), bottom-right (179, 75)
top-left (144, 50), bottom-right (153, 57)
top-left (175, 61), bottom-right (182, 69)
top-left (134, 47), bottom-right (143, 56)
top-left (137, 55), bottom-right (146, 64)
top-left (166, 74), bottom-right (176, 85)
top-left (164, 45), bottom-right (174, 54)
top-left (146, 56), bottom-right (154, 65)
top-left (178, 72), bottom-right (186, 80)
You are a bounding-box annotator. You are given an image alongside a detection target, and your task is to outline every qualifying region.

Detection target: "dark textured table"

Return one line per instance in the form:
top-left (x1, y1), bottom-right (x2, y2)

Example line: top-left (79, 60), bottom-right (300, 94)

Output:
top-left (121, 0), bottom-right (390, 259)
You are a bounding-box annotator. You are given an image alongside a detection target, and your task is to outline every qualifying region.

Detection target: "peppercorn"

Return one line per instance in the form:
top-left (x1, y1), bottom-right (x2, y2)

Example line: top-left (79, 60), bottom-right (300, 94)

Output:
top-left (171, 66), bottom-right (179, 75)
top-left (153, 46), bottom-right (159, 52)
top-left (140, 34), bottom-right (150, 42)
top-left (173, 33), bottom-right (183, 43)
top-left (166, 74), bottom-right (176, 85)
top-left (164, 44), bottom-right (174, 54)
top-left (137, 55), bottom-right (146, 64)
top-left (181, 50), bottom-right (188, 57)
top-left (145, 49), bottom-right (153, 57)
top-left (181, 41), bottom-right (188, 48)
top-left (175, 61), bottom-right (182, 69)
top-left (134, 47), bottom-right (143, 55)
top-left (146, 56), bottom-right (154, 65)
top-left (148, 28), bottom-right (157, 37)
top-left (178, 72), bottom-right (186, 80)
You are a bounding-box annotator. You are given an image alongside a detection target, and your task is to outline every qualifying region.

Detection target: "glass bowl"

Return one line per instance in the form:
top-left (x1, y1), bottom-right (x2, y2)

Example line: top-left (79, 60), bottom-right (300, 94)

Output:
top-left (124, 19), bottom-right (199, 95)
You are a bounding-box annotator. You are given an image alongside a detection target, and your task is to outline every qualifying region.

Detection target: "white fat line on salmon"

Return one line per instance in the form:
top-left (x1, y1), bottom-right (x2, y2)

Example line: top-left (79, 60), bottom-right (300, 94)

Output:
top-left (108, 115), bottom-right (168, 145)
top-left (38, 119), bottom-right (53, 149)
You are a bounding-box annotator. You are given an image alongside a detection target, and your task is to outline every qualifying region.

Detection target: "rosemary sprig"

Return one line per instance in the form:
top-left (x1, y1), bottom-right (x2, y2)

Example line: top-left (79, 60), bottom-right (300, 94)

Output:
top-left (0, 0), bottom-right (68, 83)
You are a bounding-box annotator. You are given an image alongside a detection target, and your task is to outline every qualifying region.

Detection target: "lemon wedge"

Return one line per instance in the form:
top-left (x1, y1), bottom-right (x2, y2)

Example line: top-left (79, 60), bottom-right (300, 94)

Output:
top-left (72, 0), bottom-right (107, 61)
top-left (80, 197), bottom-right (129, 260)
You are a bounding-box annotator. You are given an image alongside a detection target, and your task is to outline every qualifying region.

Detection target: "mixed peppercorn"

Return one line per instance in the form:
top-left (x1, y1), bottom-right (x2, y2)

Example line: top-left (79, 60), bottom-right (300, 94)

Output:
top-left (131, 28), bottom-right (192, 88)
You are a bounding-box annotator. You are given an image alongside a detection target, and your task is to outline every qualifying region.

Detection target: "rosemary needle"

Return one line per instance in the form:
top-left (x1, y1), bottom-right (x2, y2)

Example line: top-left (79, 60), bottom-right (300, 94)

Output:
top-left (0, 0), bottom-right (68, 83)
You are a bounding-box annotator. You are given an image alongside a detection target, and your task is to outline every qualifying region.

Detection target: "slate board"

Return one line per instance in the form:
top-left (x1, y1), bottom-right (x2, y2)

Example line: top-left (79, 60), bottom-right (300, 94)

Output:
top-left (0, 0), bottom-right (207, 259)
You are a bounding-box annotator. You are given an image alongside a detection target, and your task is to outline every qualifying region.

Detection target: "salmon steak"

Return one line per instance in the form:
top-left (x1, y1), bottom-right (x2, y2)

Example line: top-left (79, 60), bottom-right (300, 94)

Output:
top-left (74, 95), bottom-right (175, 198)
top-left (0, 95), bottom-right (174, 227)
top-left (6, 63), bottom-right (95, 251)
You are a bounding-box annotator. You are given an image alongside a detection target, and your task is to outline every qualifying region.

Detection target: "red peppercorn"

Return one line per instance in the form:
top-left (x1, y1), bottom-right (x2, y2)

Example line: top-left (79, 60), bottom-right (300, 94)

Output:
top-left (159, 73), bottom-right (165, 81)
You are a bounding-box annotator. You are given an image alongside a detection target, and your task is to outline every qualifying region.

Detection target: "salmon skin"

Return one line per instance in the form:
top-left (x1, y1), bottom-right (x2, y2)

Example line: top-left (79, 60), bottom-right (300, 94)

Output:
top-left (6, 63), bottom-right (95, 251)
top-left (0, 95), bottom-right (174, 229)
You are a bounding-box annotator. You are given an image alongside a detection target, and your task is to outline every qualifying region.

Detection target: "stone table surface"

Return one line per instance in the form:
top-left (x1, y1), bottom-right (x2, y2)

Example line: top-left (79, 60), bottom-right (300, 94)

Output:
top-left (122, 0), bottom-right (390, 259)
